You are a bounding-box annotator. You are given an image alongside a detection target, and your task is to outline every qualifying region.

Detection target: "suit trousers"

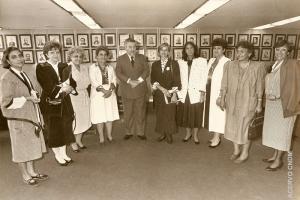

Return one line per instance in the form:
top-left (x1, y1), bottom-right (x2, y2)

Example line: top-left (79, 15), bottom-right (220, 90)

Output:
top-left (122, 95), bottom-right (147, 135)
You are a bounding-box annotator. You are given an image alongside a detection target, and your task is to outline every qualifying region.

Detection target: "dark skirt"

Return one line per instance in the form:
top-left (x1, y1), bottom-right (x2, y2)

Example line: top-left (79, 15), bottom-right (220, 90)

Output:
top-left (204, 80), bottom-right (211, 129)
top-left (177, 95), bottom-right (204, 128)
top-left (155, 103), bottom-right (177, 135)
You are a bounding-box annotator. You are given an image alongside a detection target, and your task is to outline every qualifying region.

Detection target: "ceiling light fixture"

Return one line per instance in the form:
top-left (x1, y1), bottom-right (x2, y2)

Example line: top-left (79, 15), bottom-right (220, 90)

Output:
top-left (51, 0), bottom-right (102, 29)
top-left (252, 16), bottom-right (300, 29)
top-left (175, 0), bottom-right (231, 29)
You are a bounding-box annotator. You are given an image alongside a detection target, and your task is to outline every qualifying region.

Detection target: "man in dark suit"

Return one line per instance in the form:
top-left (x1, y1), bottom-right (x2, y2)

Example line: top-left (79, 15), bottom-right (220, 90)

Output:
top-left (116, 38), bottom-right (149, 140)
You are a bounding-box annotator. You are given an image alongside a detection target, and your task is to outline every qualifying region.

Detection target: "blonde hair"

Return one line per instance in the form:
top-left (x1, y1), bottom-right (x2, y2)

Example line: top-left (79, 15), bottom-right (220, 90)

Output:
top-left (67, 46), bottom-right (84, 62)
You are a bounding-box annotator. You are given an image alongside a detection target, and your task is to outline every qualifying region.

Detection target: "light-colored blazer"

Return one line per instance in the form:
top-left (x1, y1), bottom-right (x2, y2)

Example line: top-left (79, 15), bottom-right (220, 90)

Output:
top-left (177, 57), bottom-right (208, 104)
top-left (89, 63), bottom-right (116, 92)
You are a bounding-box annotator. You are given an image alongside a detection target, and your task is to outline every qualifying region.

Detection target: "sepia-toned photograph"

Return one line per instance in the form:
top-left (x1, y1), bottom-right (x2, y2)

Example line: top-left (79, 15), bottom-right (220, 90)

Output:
top-left (77, 34), bottom-right (89, 48)
top-left (173, 48), bottom-right (183, 60)
top-left (275, 34), bottom-right (286, 43)
top-left (225, 34), bottom-right (236, 47)
top-left (160, 34), bottom-right (171, 46)
top-left (5, 35), bottom-right (19, 48)
top-left (34, 34), bottom-right (46, 49)
top-left (186, 33), bottom-right (197, 45)
top-left (287, 34), bottom-right (297, 47)
top-left (62, 34), bottom-right (75, 48)
top-left (48, 34), bottom-right (61, 43)
top-left (0, 35), bottom-right (4, 49)
top-left (212, 34), bottom-right (223, 40)
top-left (82, 49), bottom-right (90, 63)
top-left (225, 48), bottom-right (235, 60)
top-left (199, 48), bottom-right (210, 60)
top-left (238, 34), bottom-right (249, 42)
top-left (91, 34), bottom-right (102, 47)
top-left (262, 34), bottom-right (273, 47)
top-left (22, 50), bottom-right (35, 64)
top-left (173, 34), bottom-right (184, 47)
top-left (19, 34), bottom-right (33, 49)
top-left (252, 48), bottom-right (260, 61)
top-left (200, 34), bottom-right (211, 47)
top-left (104, 33), bottom-right (116, 47)
top-left (261, 48), bottom-right (272, 61)
top-left (107, 49), bottom-right (117, 62)
top-left (250, 34), bottom-right (261, 47)
top-left (119, 33), bottom-right (130, 47)
top-left (133, 33), bottom-right (144, 46)
top-left (146, 33), bottom-right (157, 47)
top-left (146, 48), bottom-right (158, 61)
top-left (36, 50), bottom-right (46, 63)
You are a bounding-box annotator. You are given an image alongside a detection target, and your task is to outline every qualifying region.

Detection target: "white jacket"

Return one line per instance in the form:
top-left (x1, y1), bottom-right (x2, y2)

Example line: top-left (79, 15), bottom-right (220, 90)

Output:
top-left (177, 57), bottom-right (208, 104)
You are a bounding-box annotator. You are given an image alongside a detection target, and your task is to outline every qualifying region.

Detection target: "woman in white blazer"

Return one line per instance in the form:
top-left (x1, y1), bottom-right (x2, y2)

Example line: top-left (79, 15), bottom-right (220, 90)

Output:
top-left (204, 38), bottom-right (231, 148)
top-left (177, 42), bottom-right (208, 144)
top-left (89, 46), bottom-right (119, 144)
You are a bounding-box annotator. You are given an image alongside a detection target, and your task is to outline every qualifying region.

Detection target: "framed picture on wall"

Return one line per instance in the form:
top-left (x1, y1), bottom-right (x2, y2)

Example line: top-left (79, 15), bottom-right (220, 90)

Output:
top-left (34, 34), bottom-right (46, 49)
top-left (119, 34), bottom-right (130, 48)
top-left (252, 48), bottom-right (260, 61)
top-left (238, 34), bottom-right (249, 42)
top-left (212, 34), bottom-right (223, 40)
top-left (19, 34), bottom-right (33, 49)
top-left (250, 34), bottom-right (261, 47)
top-left (36, 50), bottom-right (46, 63)
top-left (146, 48), bottom-right (158, 61)
top-left (77, 34), bottom-right (89, 48)
top-left (82, 49), bottom-right (90, 63)
top-left (137, 48), bottom-right (144, 55)
top-left (104, 33), bottom-right (116, 47)
top-left (107, 49), bottom-right (117, 62)
top-left (261, 48), bottom-right (272, 61)
top-left (225, 34), bottom-right (236, 47)
top-left (23, 50), bottom-right (35, 64)
top-left (62, 34), bottom-right (75, 48)
top-left (262, 34), bottom-right (273, 47)
top-left (48, 34), bottom-right (61, 43)
top-left (288, 49), bottom-right (295, 59)
top-left (199, 48), bottom-right (210, 60)
top-left (225, 48), bottom-right (235, 60)
top-left (160, 34), bottom-right (171, 46)
top-left (287, 34), bottom-right (297, 47)
top-left (91, 34), bottom-right (102, 47)
top-left (275, 34), bottom-right (286, 43)
top-left (173, 34), bottom-right (184, 47)
top-left (133, 34), bottom-right (144, 46)
top-left (92, 49), bottom-right (97, 62)
top-left (0, 51), bottom-right (3, 64)
top-left (5, 35), bottom-right (19, 48)
top-left (146, 34), bottom-right (157, 47)
top-left (200, 34), bottom-right (211, 47)
top-left (173, 48), bottom-right (183, 61)
top-left (0, 35), bottom-right (4, 50)
top-left (186, 34), bottom-right (197, 45)
top-left (118, 49), bottom-right (127, 56)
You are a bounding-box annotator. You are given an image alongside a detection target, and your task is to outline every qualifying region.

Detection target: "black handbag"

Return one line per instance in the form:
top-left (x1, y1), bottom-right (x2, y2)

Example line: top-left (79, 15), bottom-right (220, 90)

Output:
top-left (248, 111), bottom-right (264, 140)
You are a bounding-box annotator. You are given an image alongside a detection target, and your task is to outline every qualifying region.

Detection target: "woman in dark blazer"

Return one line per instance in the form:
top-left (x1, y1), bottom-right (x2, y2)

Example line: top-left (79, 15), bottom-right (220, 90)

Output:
top-left (36, 41), bottom-right (75, 166)
top-left (151, 43), bottom-right (181, 144)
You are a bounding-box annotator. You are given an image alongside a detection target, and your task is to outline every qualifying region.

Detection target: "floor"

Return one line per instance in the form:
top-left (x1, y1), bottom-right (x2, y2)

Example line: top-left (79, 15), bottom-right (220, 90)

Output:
top-left (0, 108), bottom-right (299, 200)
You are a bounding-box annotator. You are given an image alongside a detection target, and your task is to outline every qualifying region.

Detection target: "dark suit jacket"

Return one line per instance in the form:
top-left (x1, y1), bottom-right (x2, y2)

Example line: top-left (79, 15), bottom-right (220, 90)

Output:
top-left (151, 59), bottom-right (181, 105)
top-left (36, 62), bottom-right (74, 118)
top-left (280, 59), bottom-right (300, 117)
top-left (116, 53), bottom-right (149, 99)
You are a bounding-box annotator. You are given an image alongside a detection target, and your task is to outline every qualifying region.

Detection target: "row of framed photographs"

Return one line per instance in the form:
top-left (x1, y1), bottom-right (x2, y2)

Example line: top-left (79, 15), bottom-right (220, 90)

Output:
top-left (1, 33), bottom-right (299, 50)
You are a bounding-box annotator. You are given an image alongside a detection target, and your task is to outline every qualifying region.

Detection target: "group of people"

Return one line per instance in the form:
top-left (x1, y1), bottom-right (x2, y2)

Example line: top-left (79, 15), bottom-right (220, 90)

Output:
top-left (0, 36), bottom-right (299, 186)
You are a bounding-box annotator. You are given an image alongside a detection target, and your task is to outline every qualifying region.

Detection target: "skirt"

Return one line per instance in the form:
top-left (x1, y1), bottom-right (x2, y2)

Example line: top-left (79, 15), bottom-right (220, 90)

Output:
top-left (155, 103), bottom-right (177, 135)
top-left (176, 95), bottom-right (204, 128)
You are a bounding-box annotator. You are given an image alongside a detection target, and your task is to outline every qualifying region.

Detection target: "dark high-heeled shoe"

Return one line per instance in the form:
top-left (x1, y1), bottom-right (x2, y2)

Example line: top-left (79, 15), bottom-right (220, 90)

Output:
top-left (78, 145), bottom-right (87, 149)
top-left (182, 135), bottom-right (191, 142)
top-left (55, 159), bottom-right (68, 166)
top-left (265, 162), bottom-right (284, 171)
top-left (65, 159), bottom-right (73, 164)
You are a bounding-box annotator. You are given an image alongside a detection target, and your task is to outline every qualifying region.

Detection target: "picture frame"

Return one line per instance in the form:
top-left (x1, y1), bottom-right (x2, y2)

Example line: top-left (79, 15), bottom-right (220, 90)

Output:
top-left (34, 34), bottom-right (47, 49)
top-left (107, 49), bottom-right (117, 62)
top-left (36, 50), bottom-right (46, 63)
top-left (261, 48), bottom-right (272, 61)
top-left (137, 48), bottom-right (145, 55)
top-left (252, 48), bottom-right (260, 61)
top-left (19, 34), bottom-right (33, 49)
top-left (275, 34), bottom-right (286, 44)
top-left (92, 49), bottom-right (97, 62)
top-left (23, 50), bottom-right (35, 64)
top-left (118, 49), bottom-right (127, 56)
top-left (199, 48), bottom-right (210, 60)
top-left (119, 33), bottom-right (130, 48)
top-left (238, 34), bottom-right (249, 42)
top-left (82, 49), bottom-right (90, 63)
top-left (212, 34), bottom-right (223, 40)
top-left (146, 34), bottom-right (157, 47)
top-left (287, 34), bottom-right (297, 47)
top-left (77, 34), bottom-right (89, 48)
top-left (173, 48), bottom-right (183, 61)
top-left (225, 48), bottom-right (235, 60)
top-left (288, 49), bottom-right (295, 59)
top-left (160, 34), bottom-right (171, 46)
top-left (0, 51), bottom-right (3, 64)
top-left (200, 34), bottom-right (211, 47)
top-left (225, 34), bottom-right (236, 47)
top-left (186, 34), bottom-right (197, 45)
top-left (5, 35), bottom-right (19, 48)
top-left (0, 35), bottom-right (4, 50)
top-left (146, 48), bottom-right (158, 61)
top-left (133, 34), bottom-right (144, 46)
top-left (48, 34), bottom-right (61, 43)
top-left (173, 34), bottom-right (184, 47)
top-left (250, 34), bottom-right (261, 47)
top-left (91, 34), bottom-right (102, 47)
top-left (262, 34), bottom-right (273, 47)
top-left (62, 34), bottom-right (75, 48)
top-left (104, 33), bottom-right (116, 47)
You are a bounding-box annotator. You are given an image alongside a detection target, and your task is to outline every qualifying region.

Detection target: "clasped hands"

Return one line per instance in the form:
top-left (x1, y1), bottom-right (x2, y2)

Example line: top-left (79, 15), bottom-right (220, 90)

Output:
top-left (128, 79), bottom-right (142, 88)
top-left (26, 91), bottom-right (40, 104)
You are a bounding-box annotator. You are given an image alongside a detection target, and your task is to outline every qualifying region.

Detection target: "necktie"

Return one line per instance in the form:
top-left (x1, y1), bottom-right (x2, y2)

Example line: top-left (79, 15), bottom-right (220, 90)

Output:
top-left (131, 56), bottom-right (135, 67)
top-left (20, 72), bottom-right (32, 92)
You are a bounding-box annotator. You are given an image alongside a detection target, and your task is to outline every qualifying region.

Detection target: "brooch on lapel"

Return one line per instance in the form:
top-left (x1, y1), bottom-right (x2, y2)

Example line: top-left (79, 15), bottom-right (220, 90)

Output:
top-left (165, 67), bottom-right (170, 71)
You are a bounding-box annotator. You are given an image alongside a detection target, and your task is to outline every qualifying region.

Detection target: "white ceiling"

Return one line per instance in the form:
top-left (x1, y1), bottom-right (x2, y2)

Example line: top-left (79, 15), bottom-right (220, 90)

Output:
top-left (0, 0), bottom-right (299, 30)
